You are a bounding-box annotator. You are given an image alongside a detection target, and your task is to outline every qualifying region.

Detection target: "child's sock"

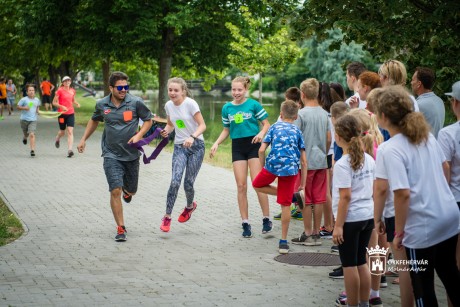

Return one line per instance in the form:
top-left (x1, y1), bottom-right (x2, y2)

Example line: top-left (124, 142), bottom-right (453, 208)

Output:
top-left (242, 219), bottom-right (249, 224)
top-left (370, 289), bottom-right (379, 299)
top-left (358, 301), bottom-right (369, 307)
top-left (279, 239), bottom-right (288, 243)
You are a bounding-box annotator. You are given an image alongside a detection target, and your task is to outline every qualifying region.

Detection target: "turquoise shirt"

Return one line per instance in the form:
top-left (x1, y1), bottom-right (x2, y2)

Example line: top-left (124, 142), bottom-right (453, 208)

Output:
top-left (18, 97), bottom-right (40, 121)
top-left (221, 98), bottom-right (268, 139)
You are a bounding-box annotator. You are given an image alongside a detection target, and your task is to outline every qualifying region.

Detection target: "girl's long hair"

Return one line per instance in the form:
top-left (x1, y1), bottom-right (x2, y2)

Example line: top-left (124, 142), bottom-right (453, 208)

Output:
top-left (335, 115), bottom-right (365, 171)
top-left (349, 108), bottom-right (383, 159)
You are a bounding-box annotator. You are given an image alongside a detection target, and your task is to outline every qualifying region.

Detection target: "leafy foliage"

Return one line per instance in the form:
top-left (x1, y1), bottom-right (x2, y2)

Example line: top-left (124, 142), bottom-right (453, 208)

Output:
top-left (291, 0), bottom-right (460, 94)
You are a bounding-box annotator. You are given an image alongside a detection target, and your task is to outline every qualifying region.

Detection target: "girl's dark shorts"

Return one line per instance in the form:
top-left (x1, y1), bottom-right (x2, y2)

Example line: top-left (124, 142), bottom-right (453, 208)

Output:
top-left (384, 216), bottom-right (395, 242)
top-left (231, 136), bottom-right (260, 162)
top-left (338, 218), bottom-right (374, 267)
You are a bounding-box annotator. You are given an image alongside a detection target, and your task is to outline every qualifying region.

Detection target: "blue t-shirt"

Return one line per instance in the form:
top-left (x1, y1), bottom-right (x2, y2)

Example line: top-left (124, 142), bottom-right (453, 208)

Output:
top-left (263, 121), bottom-right (305, 176)
top-left (18, 97), bottom-right (40, 121)
top-left (333, 142), bottom-right (343, 162)
top-left (221, 98), bottom-right (268, 139)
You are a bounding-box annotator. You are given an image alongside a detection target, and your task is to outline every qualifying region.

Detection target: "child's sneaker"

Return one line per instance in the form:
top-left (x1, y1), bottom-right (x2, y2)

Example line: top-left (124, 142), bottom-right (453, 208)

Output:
top-left (319, 226), bottom-right (333, 239)
top-left (279, 240), bottom-right (289, 254)
top-left (329, 266), bottom-right (344, 279)
top-left (242, 223), bottom-right (252, 238)
top-left (122, 188), bottom-right (132, 203)
top-left (331, 245), bottom-right (339, 253)
top-left (369, 296), bottom-right (383, 307)
top-left (262, 218), bottom-right (272, 234)
top-left (312, 234), bottom-right (322, 245)
top-left (291, 210), bottom-right (303, 220)
top-left (115, 225), bottom-right (127, 242)
top-left (273, 212), bottom-right (282, 220)
top-left (178, 201), bottom-right (197, 223)
top-left (291, 232), bottom-right (316, 246)
top-left (335, 295), bottom-right (347, 306)
top-left (160, 217), bottom-right (172, 232)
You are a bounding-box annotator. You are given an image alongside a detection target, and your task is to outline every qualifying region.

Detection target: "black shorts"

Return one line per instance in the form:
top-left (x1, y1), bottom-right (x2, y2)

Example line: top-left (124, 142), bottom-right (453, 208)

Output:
top-left (58, 114), bottom-right (75, 130)
top-left (0, 98), bottom-right (7, 105)
top-left (384, 216), bottom-right (395, 242)
top-left (42, 95), bottom-right (51, 104)
top-left (231, 136), bottom-right (260, 162)
top-left (327, 154), bottom-right (333, 169)
top-left (338, 219), bottom-right (374, 267)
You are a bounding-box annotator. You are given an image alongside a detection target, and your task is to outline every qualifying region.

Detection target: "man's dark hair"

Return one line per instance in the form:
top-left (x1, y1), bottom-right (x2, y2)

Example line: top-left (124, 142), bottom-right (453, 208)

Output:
top-left (415, 67), bottom-right (435, 90)
top-left (346, 62), bottom-right (367, 78)
top-left (109, 71), bottom-right (128, 86)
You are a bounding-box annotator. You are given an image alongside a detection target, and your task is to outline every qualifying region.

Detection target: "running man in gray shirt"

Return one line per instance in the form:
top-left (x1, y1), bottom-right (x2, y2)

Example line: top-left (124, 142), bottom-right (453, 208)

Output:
top-left (77, 71), bottom-right (153, 242)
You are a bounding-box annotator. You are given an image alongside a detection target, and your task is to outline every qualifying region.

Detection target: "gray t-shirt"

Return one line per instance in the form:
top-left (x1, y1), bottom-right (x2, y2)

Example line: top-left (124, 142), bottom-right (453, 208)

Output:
top-left (295, 106), bottom-right (331, 170)
top-left (92, 93), bottom-right (153, 161)
top-left (416, 92), bottom-right (445, 138)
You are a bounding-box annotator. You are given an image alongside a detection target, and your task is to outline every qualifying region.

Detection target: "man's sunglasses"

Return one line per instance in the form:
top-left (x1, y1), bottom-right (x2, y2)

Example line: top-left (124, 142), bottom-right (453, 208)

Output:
top-left (115, 85), bottom-right (129, 91)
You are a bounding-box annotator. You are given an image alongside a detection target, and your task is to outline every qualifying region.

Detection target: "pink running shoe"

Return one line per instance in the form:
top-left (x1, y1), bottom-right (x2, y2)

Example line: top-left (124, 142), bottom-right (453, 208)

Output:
top-left (160, 217), bottom-right (172, 232)
top-left (178, 201), bottom-right (197, 223)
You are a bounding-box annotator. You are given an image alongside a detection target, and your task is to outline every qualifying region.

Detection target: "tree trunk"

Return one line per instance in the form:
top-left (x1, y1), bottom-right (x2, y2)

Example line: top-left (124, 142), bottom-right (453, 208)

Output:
top-left (158, 27), bottom-right (175, 114)
top-left (259, 72), bottom-right (263, 104)
top-left (102, 58), bottom-right (111, 96)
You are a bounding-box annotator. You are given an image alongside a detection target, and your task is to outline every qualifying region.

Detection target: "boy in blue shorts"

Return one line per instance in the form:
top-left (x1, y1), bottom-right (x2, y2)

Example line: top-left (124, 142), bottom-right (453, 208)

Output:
top-left (253, 100), bottom-right (307, 254)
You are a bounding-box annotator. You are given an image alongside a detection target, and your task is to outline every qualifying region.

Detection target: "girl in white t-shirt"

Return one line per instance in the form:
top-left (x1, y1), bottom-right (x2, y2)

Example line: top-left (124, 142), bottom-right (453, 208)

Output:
top-left (159, 77), bottom-right (206, 233)
top-left (332, 114), bottom-right (375, 307)
top-left (372, 85), bottom-right (460, 306)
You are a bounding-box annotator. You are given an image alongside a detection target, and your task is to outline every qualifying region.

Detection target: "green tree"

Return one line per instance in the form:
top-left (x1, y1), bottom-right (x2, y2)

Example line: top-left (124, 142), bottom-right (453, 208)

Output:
top-left (304, 29), bottom-right (376, 89)
top-left (291, 0), bottom-right (460, 94)
top-left (226, 6), bottom-right (301, 102)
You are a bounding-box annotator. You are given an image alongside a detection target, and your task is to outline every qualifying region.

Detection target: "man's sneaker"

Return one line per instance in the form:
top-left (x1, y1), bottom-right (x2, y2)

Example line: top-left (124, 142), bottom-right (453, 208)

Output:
top-left (55, 139), bottom-right (60, 148)
top-left (122, 188), bottom-right (132, 204)
top-left (160, 217), bottom-right (172, 232)
top-left (329, 266), bottom-right (344, 279)
top-left (291, 210), bottom-right (303, 220)
top-left (331, 245), bottom-right (339, 253)
top-left (67, 150), bottom-right (74, 158)
top-left (380, 275), bottom-right (387, 288)
top-left (178, 201), bottom-right (197, 223)
top-left (273, 212), bottom-right (282, 220)
top-left (242, 223), bottom-right (252, 238)
top-left (279, 240), bottom-right (289, 254)
top-left (319, 227), bottom-right (333, 239)
top-left (369, 296), bottom-right (383, 307)
top-left (22, 138), bottom-right (27, 145)
top-left (332, 265), bottom-right (342, 272)
top-left (115, 226), bottom-right (127, 241)
top-left (30, 150), bottom-right (35, 157)
top-left (262, 218), bottom-right (273, 234)
top-left (291, 232), bottom-right (317, 246)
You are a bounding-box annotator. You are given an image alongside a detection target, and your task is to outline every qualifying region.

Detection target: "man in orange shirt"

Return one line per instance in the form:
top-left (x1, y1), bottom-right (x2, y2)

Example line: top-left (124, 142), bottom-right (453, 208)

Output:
top-left (40, 78), bottom-right (55, 111)
top-left (0, 77), bottom-right (10, 118)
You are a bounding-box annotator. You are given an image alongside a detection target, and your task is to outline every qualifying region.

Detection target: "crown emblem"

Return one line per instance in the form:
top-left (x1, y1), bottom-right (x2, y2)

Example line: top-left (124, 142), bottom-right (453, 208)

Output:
top-left (366, 245), bottom-right (389, 256)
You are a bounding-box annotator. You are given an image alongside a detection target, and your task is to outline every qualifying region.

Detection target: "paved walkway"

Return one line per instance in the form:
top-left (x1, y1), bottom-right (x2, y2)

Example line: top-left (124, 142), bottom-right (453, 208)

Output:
top-left (0, 111), bottom-right (447, 306)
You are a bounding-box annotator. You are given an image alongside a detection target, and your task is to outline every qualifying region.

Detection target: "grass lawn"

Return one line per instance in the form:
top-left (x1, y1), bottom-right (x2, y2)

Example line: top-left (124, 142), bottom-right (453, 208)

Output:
top-left (0, 197), bottom-right (24, 246)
